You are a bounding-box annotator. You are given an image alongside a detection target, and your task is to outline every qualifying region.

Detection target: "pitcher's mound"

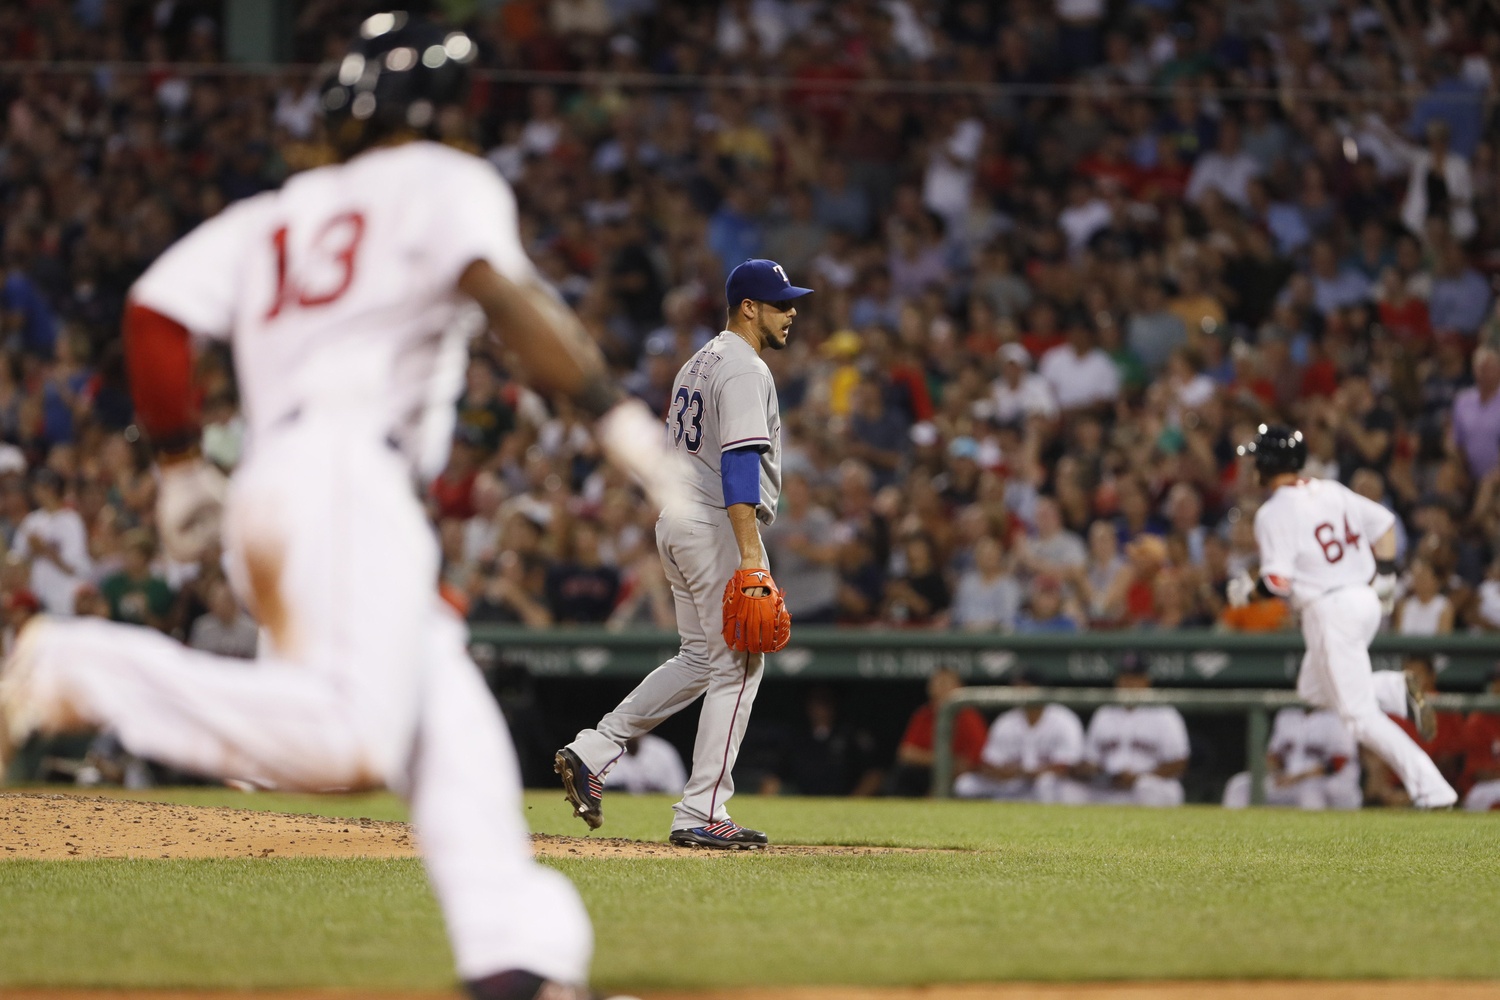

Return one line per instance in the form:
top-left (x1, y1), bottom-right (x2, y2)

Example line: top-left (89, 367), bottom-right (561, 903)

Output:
top-left (0, 793), bottom-right (924, 860)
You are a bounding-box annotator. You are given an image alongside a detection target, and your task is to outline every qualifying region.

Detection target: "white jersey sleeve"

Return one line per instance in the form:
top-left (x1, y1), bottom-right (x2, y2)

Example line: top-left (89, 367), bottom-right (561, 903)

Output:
top-left (130, 195), bottom-right (269, 338)
top-left (1253, 501), bottom-right (1297, 591)
top-left (427, 152), bottom-right (535, 287)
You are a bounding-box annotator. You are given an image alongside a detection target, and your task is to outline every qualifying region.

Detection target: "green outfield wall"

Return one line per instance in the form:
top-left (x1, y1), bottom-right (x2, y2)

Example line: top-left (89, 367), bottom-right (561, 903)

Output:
top-left (468, 625), bottom-right (1500, 687)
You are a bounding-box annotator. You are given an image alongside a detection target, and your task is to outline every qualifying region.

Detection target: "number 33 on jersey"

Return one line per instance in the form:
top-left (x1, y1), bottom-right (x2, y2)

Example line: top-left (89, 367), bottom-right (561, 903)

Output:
top-left (665, 333), bottom-right (784, 523)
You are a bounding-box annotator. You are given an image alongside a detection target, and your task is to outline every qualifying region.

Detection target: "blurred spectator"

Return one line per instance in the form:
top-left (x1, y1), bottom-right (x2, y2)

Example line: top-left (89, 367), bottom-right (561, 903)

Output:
top-left (882, 534), bottom-right (950, 627)
top-left (601, 735), bottom-right (686, 795)
top-left (1222, 708), bottom-right (1360, 810)
top-left (954, 670), bottom-right (1086, 802)
top-left (188, 576), bottom-right (258, 659)
top-left (13, 470), bottom-right (90, 615)
top-left (1014, 575), bottom-right (1082, 633)
top-left (544, 521), bottom-right (620, 624)
top-left (99, 529), bottom-right (173, 632)
top-left (1393, 560), bottom-right (1455, 635)
top-left (1068, 658), bottom-right (1189, 806)
top-left (887, 667), bottom-right (987, 797)
top-left (762, 472), bottom-right (840, 624)
top-left (948, 535), bottom-right (1022, 632)
top-left (1038, 321), bottom-right (1121, 412)
top-left (1452, 347), bottom-right (1500, 481)
top-left (988, 344), bottom-right (1059, 424)
top-left (762, 685), bottom-right (883, 797)
top-left (1461, 664), bottom-right (1500, 811)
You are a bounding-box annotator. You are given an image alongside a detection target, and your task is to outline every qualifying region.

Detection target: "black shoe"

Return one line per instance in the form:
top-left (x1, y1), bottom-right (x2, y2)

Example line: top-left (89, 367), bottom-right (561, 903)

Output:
top-left (554, 748), bottom-right (603, 830)
top-left (1404, 669), bottom-right (1437, 742)
top-left (669, 819), bottom-right (768, 850)
top-left (464, 969), bottom-right (640, 1000)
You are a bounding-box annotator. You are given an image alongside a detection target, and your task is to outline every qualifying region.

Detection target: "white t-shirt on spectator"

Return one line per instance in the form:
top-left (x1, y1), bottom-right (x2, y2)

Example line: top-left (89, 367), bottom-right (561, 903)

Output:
top-left (987, 372), bottom-right (1059, 423)
top-left (602, 734), bottom-right (687, 794)
top-left (1059, 198), bottom-right (1112, 253)
top-left (1084, 704), bottom-right (1190, 776)
top-left (1186, 151), bottom-right (1261, 208)
top-left (1039, 344), bottom-right (1121, 409)
top-left (14, 507), bottom-right (91, 615)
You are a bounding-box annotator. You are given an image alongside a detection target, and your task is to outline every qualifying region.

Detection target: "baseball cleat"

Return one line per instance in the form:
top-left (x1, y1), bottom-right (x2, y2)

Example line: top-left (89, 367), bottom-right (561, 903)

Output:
top-left (1404, 669), bottom-right (1437, 742)
top-left (553, 747), bottom-right (603, 830)
top-left (668, 819), bottom-right (768, 850)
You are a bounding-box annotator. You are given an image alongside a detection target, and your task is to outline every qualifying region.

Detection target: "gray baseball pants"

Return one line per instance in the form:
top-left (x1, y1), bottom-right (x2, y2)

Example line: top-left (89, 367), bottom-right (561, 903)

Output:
top-left (568, 503), bottom-right (763, 830)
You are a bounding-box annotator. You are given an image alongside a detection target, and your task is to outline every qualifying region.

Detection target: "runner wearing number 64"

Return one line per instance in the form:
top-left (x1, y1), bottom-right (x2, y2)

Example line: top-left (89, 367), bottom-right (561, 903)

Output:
top-left (1229, 424), bottom-right (1457, 809)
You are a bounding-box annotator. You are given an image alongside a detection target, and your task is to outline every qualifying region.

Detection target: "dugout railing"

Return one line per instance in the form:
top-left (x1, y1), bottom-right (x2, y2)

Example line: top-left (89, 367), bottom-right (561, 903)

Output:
top-left (931, 686), bottom-right (1500, 805)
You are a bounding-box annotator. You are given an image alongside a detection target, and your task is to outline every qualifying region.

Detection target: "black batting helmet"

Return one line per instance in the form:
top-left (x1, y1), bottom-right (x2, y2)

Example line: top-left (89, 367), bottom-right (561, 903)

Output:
top-left (320, 12), bottom-right (477, 154)
top-left (1237, 423), bottom-right (1306, 479)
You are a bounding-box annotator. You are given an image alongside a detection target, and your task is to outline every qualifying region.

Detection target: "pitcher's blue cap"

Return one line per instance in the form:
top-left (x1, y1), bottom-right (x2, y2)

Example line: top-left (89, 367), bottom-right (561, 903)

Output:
top-left (726, 258), bottom-right (814, 308)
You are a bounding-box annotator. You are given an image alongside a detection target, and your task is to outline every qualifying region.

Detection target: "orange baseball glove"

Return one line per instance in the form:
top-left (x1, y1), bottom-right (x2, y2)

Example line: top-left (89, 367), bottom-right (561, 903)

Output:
top-left (721, 568), bottom-right (792, 653)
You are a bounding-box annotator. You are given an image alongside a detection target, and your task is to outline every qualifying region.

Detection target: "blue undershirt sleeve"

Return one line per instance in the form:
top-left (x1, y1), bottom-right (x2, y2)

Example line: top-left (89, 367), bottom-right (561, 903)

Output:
top-left (720, 446), bottom-right (763, 508)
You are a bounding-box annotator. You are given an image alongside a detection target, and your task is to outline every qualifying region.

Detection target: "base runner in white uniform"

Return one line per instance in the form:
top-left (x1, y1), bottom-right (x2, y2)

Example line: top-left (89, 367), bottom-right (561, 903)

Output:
top-left (0, 16), bottom-right (668, 1000)
top-left (1222, 707), bottom-right (1362, 809)
top-left (1229, 424), bottom-right (1457, 810)
top-left (954, 672), bottom-right (1086, 802)
top-left (556, 259), bottom-right (810, 849)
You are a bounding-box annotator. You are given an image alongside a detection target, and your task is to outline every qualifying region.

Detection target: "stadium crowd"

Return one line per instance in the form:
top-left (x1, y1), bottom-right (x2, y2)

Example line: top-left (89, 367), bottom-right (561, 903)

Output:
top-left (0, 0), bottom-right (1499, 653)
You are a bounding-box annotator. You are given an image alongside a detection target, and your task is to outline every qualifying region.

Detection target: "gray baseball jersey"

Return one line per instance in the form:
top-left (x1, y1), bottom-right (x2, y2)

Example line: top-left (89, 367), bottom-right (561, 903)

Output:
top-left (667, 331), bottom-right (782, 523)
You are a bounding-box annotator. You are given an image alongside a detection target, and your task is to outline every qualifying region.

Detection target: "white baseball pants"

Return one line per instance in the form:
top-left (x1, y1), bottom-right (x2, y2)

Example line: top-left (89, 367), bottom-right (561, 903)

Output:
top-left (1222, 771), bottom-right (1362, 809)
top-left (1465, 780), bottom-right (1500, 811)
top-left (953, 771), bottom-right (1083, 803)
top-left (1297, 587), bottom-right (1457, 809)
top-left (569, 505), bottom-right (762, 831)
top-left (1058, 774), bottom-right (1184, 806)
top-left (17, 417), bottom-right (592, 984)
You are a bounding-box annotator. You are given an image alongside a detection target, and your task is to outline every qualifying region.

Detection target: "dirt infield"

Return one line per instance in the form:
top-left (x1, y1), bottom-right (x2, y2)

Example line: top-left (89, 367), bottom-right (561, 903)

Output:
top-left (8, 983), bottom-right (1500, 999)
top-left (0, 793), bottom-right (935, 860)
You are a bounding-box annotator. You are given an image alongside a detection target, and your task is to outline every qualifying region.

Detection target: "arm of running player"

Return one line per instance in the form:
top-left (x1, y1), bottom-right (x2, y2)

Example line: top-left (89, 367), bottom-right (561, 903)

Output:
top-left (458, 260), bottom-right (684, 509)
top-left (458, 260), bottom-right (619, 414)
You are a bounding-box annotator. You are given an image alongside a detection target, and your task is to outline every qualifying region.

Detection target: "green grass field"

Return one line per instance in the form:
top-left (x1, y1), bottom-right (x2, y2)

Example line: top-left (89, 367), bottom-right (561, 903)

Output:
top-left (1, 789), bottom-right (1497, 992)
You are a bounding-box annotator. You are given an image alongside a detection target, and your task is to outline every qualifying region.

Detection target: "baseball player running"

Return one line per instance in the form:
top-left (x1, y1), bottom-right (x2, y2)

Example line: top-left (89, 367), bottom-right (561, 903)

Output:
top-left (1229, 424), bottom-right (1457, 809)
top-left (555, 259), bottom-right (803, 849)
top-left (0, 15), bottom-right (664, 1000)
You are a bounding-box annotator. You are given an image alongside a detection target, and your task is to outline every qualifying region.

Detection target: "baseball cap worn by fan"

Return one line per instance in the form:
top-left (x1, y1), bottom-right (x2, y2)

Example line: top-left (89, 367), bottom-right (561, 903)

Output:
top-left (725, 259), bottom-right (814, 307)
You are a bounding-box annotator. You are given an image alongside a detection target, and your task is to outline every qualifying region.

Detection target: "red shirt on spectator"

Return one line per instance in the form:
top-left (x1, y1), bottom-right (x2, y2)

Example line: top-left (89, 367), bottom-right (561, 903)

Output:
top-left (1298, 356), bottom-right (1340, 398)
top-left (430, 468), bottom-right (478, 520)
top-left (899, 703), bottom-right (988, 770)
top-left (1379, 298), bottom-right (1432, 347)
top-left (1461, 712), bottom-right (1500, 797)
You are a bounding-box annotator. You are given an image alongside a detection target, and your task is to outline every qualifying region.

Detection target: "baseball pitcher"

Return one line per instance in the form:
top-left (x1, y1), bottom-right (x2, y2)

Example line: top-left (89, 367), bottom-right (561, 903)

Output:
top-left (1228, 424), bottom-right (1457, 809)
top-left (556, 258), bottom-right (805, 849)
top-left (0, 15), bottom-right (661, 1000)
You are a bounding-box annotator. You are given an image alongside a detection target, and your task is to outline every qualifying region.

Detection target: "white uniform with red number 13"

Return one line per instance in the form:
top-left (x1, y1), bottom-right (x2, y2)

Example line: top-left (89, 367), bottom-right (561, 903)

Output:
top-left (1254, 478), bottom-right (1456, 808)
top-left (18, 142), bottom-right (594, 982)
